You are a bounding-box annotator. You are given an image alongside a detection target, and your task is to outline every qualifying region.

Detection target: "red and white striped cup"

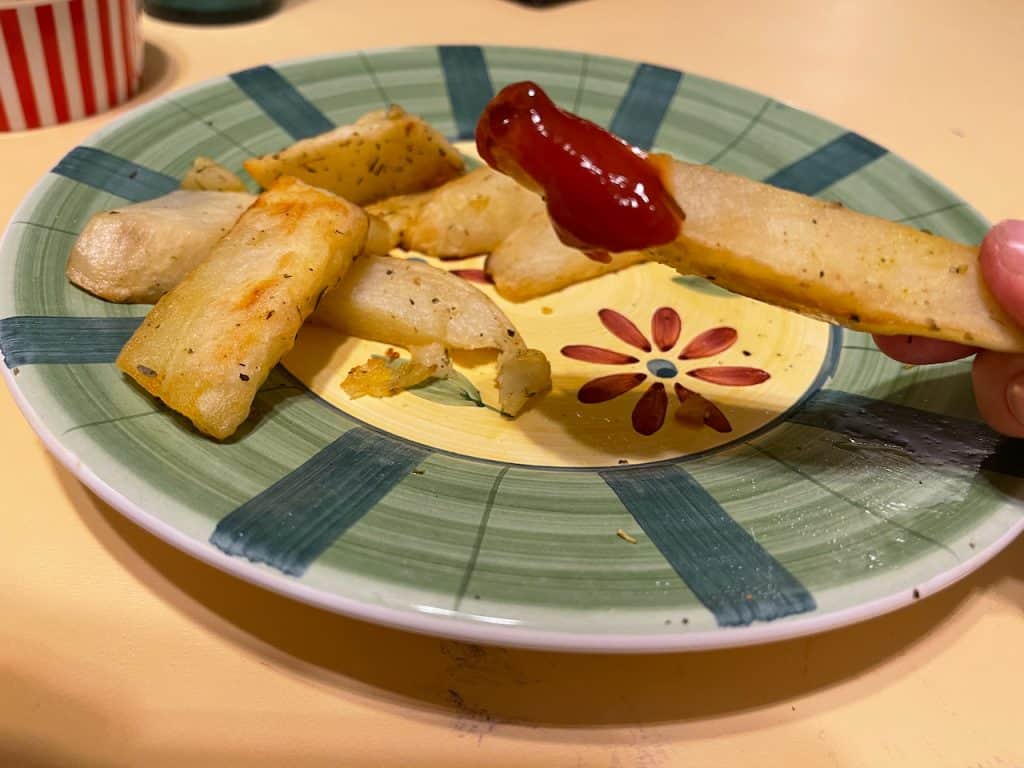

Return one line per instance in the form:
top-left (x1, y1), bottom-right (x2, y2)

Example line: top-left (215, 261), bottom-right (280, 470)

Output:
top-left (0, 0), bottom-right (142, 131)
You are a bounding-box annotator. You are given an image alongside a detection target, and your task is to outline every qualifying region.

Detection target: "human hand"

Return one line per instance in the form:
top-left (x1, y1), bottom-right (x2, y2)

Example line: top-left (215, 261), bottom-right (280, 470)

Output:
top-left (873, 220), bottom-right (1024, 437)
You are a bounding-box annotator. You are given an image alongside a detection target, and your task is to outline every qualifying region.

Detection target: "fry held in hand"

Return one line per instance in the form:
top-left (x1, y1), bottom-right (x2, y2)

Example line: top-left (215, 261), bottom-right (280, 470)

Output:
top-left (117, 177), bottom-right (368, 439)
top-left (476, 81), bottom-right (1024, 352)
top-left (651, 158), bottom-right (1024, 350)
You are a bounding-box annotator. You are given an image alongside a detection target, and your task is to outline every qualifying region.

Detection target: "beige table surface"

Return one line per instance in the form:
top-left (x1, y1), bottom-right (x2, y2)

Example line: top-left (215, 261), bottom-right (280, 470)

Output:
top-left (2, 1), bottom-right (1022, 765)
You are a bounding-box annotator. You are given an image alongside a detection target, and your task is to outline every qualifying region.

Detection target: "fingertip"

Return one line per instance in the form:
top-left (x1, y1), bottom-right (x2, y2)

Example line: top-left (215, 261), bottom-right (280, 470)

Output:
top-left (972, 351), bottom-right (1024, 437)
top-left (980, 219), bottom-right (1024, 327)
top-left (872, 334), bottom-right (976, 365)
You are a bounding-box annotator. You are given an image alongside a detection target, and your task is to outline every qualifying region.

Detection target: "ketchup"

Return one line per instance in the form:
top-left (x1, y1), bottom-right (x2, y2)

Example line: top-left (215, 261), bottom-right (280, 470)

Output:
top-left (476, 81), bottom-right (684, 257)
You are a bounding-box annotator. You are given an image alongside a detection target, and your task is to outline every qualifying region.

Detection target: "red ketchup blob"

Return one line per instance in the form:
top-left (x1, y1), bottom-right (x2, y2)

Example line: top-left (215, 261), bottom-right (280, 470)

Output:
top-left (476, 81), bottom-right (684, 260)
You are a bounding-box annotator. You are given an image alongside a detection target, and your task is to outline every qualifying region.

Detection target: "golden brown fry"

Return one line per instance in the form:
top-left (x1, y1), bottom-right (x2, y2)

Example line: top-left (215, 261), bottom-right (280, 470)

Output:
top-left (652, 158), bottom-right (1024, 351)
top-left (117, 177), bottom-right (368, 439)
top-left (243, 106), bottom-right (464, 205)
top-left (487, 209), bottom-right (649, 301)
top-left (179, 156), bottom-right (247, 192)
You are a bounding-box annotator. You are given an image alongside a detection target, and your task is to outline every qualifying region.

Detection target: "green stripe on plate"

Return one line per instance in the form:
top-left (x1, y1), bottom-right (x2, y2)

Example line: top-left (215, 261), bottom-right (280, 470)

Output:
top-left (438, 45), bottom-right (494, 139)
top-left (229, 65), bottom-right (334, 140)
top-left (601, 464), bottom-right (816, 626)
top-left (608, 63), bottom-right (682, 150)
top-left (0, 316), bottom-right (142, 367)
top-left (763, 132), bottom-right (887, 195)
top-left (211, 427), bottom-right (430, 576)
top-left (52, 147), bottom-right (178, 202)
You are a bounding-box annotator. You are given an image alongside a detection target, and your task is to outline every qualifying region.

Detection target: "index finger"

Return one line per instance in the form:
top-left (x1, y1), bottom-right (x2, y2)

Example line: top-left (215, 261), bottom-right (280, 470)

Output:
top-left (980, 220), bottom-right (1024, 326)
top-left (871, 334), bottom-right (977, 365)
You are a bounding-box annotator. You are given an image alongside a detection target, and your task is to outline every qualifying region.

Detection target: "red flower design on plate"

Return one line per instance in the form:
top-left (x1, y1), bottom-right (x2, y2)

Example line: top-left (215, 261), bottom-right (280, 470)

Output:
top-left (562, 307), bottom-right (770, 435)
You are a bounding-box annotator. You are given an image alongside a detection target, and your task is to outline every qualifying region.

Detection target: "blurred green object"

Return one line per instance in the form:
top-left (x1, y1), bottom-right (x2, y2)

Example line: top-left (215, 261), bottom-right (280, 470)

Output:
top-left (144, 0), bottom-right (281, 24)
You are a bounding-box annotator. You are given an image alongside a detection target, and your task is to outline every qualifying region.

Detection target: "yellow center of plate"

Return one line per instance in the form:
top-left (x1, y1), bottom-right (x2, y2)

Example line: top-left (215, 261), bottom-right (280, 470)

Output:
top-left (284, 255), bottom-right (832, 468)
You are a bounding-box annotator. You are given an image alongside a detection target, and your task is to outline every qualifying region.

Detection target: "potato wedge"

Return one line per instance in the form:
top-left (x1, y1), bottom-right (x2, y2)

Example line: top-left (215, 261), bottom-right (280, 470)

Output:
top-left (180, 156), bottom-right (248, 192)
top-left (66, 190), bottom-right (254, 304)
top-left (244, 106), bottom-right (464, 205)
top-left (117, 177), bottom-right (368, 439)
top-left (399, 167), bottom-right (543, 257)
top-left (651, 158), bottom-right (1024, 351)
top-left (365, 168), bottom-right (544, 259)
top-left (313, 255), bottom-right (551, 415)
top-left (488, 209), bottom-right (649, 301)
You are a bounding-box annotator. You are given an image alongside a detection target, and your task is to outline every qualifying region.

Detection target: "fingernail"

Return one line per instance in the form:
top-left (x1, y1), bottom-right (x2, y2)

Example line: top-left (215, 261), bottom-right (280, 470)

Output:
top-left (986, 220), bottom-right (1024, 275)
top-left (1007, 373), bottom-right (1024, 426)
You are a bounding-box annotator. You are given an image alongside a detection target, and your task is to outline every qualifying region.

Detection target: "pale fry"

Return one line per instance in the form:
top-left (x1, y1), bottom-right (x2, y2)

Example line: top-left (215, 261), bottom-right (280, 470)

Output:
top-left (243, 106), bottom-right (464, 205)
top-left (314, 255), bottom-right (551, 415)
top-left (117, 177), bottom-right (368, 439)
top-left (652, 158), bottom-right (1024, 352)
top-left (67, 190), bottom-right (254, 304)
top-left (487, 209), bottom-right (649, 301)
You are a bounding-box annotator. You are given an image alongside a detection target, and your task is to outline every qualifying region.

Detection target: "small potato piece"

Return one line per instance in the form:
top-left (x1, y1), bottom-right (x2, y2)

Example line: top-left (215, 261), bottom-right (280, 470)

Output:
top-left (400, 167), bottom-right (544, 257)
top-left (363, 215), bottom-right (401, 256)
top-left (180, 156), bottom-right (247, 192)
top-left (314, 255), bottom-right (551, 414)
top-left (495, 347), bottom-right (551, 416)
top-left (488, 210), bottom-right (649, 301)
top-left (67, 191), bottom-right (254, 303)
top-left (117, 177), bottom-right (368, 439)
top-left (653, 158), bottom-right (1024, 352)
top-left (363, 191), bottom-right (431, 255)
top-left (244, 106), bottom-right (464, 205)
top-left (342, 357), bottom-right (433, 398)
